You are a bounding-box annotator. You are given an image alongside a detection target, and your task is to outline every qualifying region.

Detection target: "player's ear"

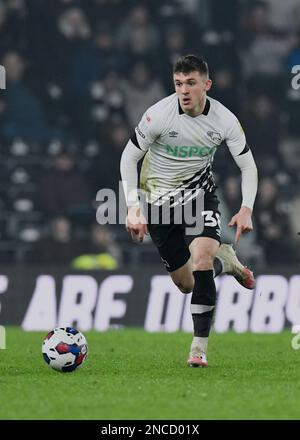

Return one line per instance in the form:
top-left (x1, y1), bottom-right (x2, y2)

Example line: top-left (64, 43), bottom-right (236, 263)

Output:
top-left (205, 79), bottom-right (212, 91)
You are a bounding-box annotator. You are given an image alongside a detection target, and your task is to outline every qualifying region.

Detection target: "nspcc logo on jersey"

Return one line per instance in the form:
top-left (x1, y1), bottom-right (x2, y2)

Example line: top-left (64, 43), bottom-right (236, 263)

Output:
top-left (166, 145), bottom-right (216, 158)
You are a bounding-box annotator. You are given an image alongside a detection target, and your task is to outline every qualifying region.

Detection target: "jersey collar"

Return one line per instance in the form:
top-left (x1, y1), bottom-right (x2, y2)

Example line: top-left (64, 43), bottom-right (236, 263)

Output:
top-left (178, 98), bottom-right (210, 116)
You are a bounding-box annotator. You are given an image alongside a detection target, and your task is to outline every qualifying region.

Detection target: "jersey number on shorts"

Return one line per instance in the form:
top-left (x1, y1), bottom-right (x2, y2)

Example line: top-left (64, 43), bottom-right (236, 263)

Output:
top-left (202, 210), bottom-right (221, 228)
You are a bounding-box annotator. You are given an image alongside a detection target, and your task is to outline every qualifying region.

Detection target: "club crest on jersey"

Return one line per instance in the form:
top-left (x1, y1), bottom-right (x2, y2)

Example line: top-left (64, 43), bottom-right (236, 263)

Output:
top-left (207, 131), bottom-right (222, 143)
top-left (168, 131), bottom-right (179, 138)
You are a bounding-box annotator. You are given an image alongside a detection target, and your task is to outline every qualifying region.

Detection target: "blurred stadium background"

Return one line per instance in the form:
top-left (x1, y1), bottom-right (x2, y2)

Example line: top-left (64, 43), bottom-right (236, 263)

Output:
top-left (0, 0), bottom-right (299, 332)
top-left (1, 0), bottom-right (300, 423)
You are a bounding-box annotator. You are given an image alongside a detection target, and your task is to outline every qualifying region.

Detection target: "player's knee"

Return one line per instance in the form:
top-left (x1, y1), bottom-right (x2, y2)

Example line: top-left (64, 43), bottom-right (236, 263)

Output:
top-left (193, 255), bottom-right (214, 271)
top-left (176, 281), bottom-right (194, 294)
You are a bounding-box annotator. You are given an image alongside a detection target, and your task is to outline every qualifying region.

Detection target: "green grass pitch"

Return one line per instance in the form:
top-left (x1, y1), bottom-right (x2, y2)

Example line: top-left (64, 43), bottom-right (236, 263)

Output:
top-left (0, 328), bottom-right (300, 420)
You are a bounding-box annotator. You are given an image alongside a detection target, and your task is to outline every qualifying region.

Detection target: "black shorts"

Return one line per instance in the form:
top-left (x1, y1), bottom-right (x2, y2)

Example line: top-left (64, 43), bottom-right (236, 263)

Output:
top-left (147, 191), bottom-right (221, 272)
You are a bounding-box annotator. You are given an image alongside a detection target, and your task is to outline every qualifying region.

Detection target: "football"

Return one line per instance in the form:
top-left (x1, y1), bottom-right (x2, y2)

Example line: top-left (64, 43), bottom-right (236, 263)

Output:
top-left (42, 327), bottom-right (88, 372)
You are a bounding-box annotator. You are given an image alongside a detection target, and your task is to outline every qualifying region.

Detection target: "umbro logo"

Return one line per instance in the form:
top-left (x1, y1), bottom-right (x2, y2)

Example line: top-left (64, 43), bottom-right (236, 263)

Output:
top-left (168, 131), bottom-right (179, 138)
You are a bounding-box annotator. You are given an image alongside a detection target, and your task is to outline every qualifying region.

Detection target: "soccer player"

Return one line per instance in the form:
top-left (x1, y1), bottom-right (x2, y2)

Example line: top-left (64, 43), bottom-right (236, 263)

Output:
top-left (120, 55), bottom-right (258, 367)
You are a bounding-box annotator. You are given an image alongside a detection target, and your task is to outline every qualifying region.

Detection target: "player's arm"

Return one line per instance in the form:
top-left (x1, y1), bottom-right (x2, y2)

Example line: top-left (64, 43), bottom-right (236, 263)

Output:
top-left (120, 139), bottom-right (148, 242)
top-left (120, 109), bottom-right (159, 242)
top-left (230, 146), bottom-right (258, 243)
top-left (225, 118), bottom-right (258, 244)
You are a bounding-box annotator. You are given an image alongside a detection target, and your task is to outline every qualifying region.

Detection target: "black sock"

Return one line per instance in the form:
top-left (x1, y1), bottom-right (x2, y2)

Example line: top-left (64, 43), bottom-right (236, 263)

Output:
top-left (213, 256), bottom-right (223, 277)
top-left (191, 270), bottom-right (216, 337)
top-left (192, 310), bottom-right (214, 337)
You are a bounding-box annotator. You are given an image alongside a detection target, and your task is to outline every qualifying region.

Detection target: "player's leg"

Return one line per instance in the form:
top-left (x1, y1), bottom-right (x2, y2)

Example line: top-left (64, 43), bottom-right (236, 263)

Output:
top-left (147, 220), bottom-right (195, 292)
top-left (166, 242), bottom-right (255, 293)
top-left (174, 244), bottom-right (256, 290)
top-left (147, 199), bottom-right (224, 294)
top-left (169, 258), bottom-right (194, 293)
top-left (186, 191), bottom-right (255, 289)
top-left (187, 236), bottom-right (220, 367)
top-left (169, 249), bottom-right (230, 293)
top-left (147, 207), bottom-right (254, 295)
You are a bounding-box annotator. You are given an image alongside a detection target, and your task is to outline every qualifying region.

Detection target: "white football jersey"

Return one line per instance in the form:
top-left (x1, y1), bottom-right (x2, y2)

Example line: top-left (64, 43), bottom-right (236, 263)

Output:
top-left (133, 93), bottom-right (246, 203)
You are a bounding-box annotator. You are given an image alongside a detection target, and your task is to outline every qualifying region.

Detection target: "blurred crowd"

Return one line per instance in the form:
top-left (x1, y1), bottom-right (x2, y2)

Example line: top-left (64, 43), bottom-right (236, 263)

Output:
top-left (0, 0), bottom-right (299, 268)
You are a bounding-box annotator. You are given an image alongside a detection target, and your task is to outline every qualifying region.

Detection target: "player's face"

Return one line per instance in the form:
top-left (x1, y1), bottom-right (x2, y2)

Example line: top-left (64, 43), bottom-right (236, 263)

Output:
top-left (174, 71), bottom-right (212, 116)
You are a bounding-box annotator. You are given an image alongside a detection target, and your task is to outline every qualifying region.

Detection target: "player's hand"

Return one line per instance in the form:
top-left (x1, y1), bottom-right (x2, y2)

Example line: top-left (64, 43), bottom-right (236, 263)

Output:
top-left (228, 206), bottom-right (253, 244)
top-left (126, 206), bottom-right (149, 243)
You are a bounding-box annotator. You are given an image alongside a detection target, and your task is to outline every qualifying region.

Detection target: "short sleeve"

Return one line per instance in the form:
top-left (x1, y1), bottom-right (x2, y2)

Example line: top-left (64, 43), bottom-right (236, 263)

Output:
top-left (225, 115), bottom-right (247, 157)
top-left (134, 109), bottom-right (161, 151)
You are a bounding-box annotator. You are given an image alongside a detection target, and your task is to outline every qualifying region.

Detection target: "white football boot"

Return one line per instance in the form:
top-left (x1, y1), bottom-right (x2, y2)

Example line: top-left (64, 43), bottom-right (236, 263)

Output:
top-left (187, 345), bottom-right (208, 368)
top-left (216, 243), bottom-right (255, 290)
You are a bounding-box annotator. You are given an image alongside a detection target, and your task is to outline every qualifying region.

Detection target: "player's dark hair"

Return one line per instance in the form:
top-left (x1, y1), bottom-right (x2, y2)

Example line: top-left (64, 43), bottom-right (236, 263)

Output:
top-left (173, 55), bottom-right (209, 77)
